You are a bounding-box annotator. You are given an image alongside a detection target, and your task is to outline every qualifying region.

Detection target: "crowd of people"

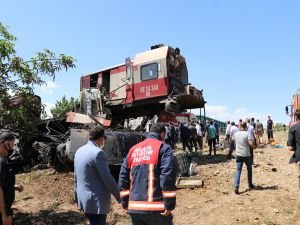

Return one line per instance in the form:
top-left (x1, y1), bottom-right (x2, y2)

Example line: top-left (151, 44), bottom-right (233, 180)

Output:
top-left (163, 116), bottom-right (274, 159)
top-left (226, 117), bottom-right (268, 161)
top-left (224, 115), bottom-right (300, 195)
top-left (72, 116), bottom-right (279, 224)
top-left (163, 120), bottom-right (221, 155)
top-left (0, 112), bottom-right (299, 225)
top-left (72, 115), bottom-right (299, 225)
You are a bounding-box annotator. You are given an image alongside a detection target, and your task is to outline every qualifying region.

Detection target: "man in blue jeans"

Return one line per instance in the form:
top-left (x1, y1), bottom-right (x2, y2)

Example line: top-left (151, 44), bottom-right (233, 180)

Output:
top-left (234, 122), bottom-right (256, 194)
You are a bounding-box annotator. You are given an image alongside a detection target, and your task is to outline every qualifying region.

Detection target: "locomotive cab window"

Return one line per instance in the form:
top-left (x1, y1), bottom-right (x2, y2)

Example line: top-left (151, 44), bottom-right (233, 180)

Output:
top-left (141, 63), bottom-right (158, 81)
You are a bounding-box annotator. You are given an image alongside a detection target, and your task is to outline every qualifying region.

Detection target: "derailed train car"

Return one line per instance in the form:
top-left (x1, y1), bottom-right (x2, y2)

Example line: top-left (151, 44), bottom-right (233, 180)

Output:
top-left (79, 44), bottom-right (206, 127)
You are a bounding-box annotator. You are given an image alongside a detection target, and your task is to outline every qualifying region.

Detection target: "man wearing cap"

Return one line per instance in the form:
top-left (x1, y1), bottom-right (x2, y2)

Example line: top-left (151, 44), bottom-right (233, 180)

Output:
top-left (118, 122), bottom-right (176, 225)
top-left (74, 126), bottom-right (120, 225)
top-left (287, 109), bottom-right (300, 190)
top-left (0, 132), bottom-right (24, 225)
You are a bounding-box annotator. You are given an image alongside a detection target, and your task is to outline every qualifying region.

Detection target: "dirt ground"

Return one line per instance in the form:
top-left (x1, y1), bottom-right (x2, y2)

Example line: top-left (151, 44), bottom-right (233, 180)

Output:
top-left (12, 131), bottom-right (299, 225)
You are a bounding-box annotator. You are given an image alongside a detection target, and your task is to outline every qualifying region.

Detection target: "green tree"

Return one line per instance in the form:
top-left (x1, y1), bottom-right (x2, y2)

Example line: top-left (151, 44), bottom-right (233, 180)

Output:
top-left (51, 95), bottom-right (78, 117)
top-left (274, 123), bottom-right (284, 131)
top-left (0, 22), bottom-right (75, 137)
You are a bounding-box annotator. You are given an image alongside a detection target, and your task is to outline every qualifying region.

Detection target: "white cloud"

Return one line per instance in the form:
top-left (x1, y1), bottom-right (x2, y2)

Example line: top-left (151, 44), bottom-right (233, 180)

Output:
top-left (234, 108), bottom-right (247, 115)
top-left (40, 81), bottom-right (60, 95)
top-left (192, 104), bottom-right (270, 125)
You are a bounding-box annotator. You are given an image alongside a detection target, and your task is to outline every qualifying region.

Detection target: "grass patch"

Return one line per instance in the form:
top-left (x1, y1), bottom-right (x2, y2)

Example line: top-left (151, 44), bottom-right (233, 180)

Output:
top-left (283, 208), bottom-right (294, 215)
top-left (262, 217), bottom-right (275, 225)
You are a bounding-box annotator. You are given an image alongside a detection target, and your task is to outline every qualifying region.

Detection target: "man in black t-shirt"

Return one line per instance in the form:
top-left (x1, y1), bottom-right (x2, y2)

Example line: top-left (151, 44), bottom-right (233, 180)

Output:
top-left (267, 116), bottom-right (274, 143)
top-left (0, 132), bottom-right (24, 225)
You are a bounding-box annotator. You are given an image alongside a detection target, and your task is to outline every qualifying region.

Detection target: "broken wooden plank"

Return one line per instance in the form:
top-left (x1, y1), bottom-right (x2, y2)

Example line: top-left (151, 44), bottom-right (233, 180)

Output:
top-left (176, 176), bottom-right (204, 189)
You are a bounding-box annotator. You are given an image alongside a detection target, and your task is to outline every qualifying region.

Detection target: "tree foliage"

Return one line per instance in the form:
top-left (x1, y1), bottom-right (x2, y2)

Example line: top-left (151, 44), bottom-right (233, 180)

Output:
top-left (0, 22), bottom-right (75, 137)
top-left (51, 95), bottom-right (78, 118)
top-left (274, 123), bottom-right (286, 131)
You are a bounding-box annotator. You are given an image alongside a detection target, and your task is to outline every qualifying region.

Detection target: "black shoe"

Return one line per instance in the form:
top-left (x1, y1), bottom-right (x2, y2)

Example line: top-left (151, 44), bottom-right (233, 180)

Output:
top-left (234, 189), bottom-right (239, 195)
top-left (248, 184), bottom-right (255, 190)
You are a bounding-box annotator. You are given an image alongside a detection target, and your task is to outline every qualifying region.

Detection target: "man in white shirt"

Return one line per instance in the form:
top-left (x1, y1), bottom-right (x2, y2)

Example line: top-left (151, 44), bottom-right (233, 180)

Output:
top-left (247, 119), bottom-right (256, 164)
top-left (225, 121), bottom-right (231, 145)
top-left (234, 122), bottom-right (256, 194)
top-left (228, 122), bottom-right (238, 159)
top-left (195, 121), bottom-right (203, 150)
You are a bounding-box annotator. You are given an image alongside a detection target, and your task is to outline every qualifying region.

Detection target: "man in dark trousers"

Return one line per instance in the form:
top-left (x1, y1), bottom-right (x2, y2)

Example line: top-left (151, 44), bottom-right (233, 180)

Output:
top-left (74, 127), bottom-right (120, 225)
top-left (267, 115), bottom-right (274, 143)
top-left (0, 132), bottom-right (24, 225)
top-left (168, 122), bottom-right (176, 149)
top-left (179, 123), bottom-right (191, 152)
top-left (287, 109), bottom-right (300, 190)
top-left (234, 122), bottom-right (256, 194)
top-left (207, 121), bottom-right (217, 155)
top-left (188, 123), bottom-right (198, 152)
top-left (119, 123), bottom-right (176, 225)
top-left (213, 120), bottom-right (220, 144)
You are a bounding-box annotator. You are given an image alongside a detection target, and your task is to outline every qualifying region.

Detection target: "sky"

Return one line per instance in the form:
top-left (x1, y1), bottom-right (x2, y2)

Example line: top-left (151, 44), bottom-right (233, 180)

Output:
top-left (1, 0), bottom-right (300, 126)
